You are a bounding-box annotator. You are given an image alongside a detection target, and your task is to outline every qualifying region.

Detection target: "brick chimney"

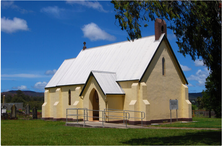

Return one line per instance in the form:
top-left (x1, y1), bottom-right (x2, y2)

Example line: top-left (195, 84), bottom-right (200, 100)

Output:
top-left (83, 42), bottom-right (86, 50)
top-left (155, 18), bottom-right (167, 40)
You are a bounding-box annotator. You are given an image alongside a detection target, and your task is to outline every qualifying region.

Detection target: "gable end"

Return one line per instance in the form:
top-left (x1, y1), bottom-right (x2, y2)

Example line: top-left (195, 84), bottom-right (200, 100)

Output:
top-left (79, 72), bottom-right (105, 96)
top-left (79, 71), bottom-right (125, 96)
top-left (139, 35), bottom-right (188, 84)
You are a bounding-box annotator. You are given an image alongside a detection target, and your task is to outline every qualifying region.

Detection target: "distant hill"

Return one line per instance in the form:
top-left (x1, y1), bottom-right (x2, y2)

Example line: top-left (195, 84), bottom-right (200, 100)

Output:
top-left (189, 92), bottom-right (202, 100)
top-left (1, 90), bottom-right (201, 100)
top-left (1, 90), bottom-right (44, 97)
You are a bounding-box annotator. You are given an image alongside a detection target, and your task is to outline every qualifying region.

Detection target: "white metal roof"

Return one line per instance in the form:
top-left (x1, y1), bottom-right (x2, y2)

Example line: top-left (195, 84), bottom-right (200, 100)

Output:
top-left (80, 71), bottom-right (125, 95)
top-left (45, 58), bottom-right (75, 88)
top-left (46, 34), bottom-right (165, 88)
top-left (92, 71), bottom-right (125, 95)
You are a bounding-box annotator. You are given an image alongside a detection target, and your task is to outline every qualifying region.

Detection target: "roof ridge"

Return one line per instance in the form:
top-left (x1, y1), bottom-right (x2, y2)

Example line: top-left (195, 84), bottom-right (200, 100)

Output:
top-left (91, 70), bottom-right (116, 74)
top-left (46, 34), bottom-right (167, 88)
top-left (81, 35), bottom-right (155, 51)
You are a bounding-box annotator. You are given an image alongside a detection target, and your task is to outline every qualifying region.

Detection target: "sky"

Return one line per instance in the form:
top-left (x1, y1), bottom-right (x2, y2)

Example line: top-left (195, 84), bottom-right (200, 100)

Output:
top-left (1, 1), bottom-right (210, 93)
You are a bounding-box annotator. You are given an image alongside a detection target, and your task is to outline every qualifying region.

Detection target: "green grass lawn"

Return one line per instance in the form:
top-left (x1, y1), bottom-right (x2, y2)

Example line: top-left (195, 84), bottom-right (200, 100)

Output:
top-left (151, 117), bottom-right (221, 128)
top-left (1, 119), bottom-right (221, 145)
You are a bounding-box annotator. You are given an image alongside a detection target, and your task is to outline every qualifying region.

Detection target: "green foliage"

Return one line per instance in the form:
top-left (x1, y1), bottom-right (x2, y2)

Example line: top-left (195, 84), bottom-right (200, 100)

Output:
top-left (112, 1), bottom-right (186, 40)
top-left (192, 104), bottom-right (198, 110)
top-left (2, 90), bottom-right (43, 110)
top-left (202, 74), bottom-right (221, 118)
top-left (26, 101), bottom-right (43, 110)
top-left (1, 120), bottom-right (221, 145)
top-left (5, 95), bottom-right (13, 103)
top-left (196, 96), bottom-right (205, 109)
top-left (112, 0), bottom-right (221, 118)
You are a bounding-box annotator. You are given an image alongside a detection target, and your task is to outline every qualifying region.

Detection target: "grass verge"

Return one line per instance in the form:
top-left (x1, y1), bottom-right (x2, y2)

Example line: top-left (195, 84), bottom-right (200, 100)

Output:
top-left (1, 119), bottom-right (221, 145)
top-left (151, 117), bottom-right (221, 128)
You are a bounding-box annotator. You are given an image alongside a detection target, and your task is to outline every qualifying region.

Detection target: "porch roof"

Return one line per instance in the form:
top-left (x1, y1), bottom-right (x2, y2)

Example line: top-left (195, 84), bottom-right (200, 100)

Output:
top-left (80, 71), bottom-right (125, 96)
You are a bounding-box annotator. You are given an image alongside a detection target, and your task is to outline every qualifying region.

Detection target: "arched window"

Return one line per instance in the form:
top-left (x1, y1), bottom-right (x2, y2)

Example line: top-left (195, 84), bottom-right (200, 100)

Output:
top-left (68, 90), bottom-right (71, 105)
top-left (162, 57), bottom-right (165, 76)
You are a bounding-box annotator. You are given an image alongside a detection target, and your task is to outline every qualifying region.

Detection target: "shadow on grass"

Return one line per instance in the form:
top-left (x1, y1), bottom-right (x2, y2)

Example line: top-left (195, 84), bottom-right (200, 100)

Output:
top-left (121, 130), bottom-right (221, 145)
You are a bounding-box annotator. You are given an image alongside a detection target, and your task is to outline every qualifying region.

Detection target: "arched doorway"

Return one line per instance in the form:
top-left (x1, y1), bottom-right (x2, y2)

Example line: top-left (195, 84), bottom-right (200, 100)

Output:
top-left (89, 89), bottom-right (99, 121)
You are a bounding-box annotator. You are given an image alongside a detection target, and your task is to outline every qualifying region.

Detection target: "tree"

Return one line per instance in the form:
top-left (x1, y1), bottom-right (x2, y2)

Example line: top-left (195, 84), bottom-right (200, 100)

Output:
top-left (112, 0), bottom-right (221, 117)
top-left (11, 95), bottom-right (25, 103)
top-left (202, 73), bottom-right (221, 118)
top-left (192, 104), bottom-right (198, 111)
top-left (2, 90), bottom-right (44, 110)
top-left (11, 90), bottom-right (27, 103)
top-left (196, 96), bottom-right (204, 109)
top-left (2, 94), bottom-right (12, 103)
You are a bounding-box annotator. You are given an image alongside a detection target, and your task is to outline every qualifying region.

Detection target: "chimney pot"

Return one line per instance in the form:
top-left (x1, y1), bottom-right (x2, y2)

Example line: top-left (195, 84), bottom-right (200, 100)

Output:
top-left (83, 42), bottom-right (86, 50)
top-left (155, 18), bottom-right (167, 40)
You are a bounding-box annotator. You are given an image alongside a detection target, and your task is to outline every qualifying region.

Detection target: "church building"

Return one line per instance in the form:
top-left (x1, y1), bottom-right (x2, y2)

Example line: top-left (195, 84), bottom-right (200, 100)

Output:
top-left (42, 18), bottom-right (192, 124)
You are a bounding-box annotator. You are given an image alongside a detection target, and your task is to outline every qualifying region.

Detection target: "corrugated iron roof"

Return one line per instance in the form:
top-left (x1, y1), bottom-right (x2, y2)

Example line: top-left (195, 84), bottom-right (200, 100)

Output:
top-left (46, 34), bottom-right (166, 88)
top-left (80, 71), bottom-right (125, 95)
top-left (45, 58), bottom-right (75, 88)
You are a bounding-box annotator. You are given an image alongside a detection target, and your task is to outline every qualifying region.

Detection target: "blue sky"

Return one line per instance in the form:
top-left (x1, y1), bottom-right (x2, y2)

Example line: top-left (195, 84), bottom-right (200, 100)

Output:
top-left (1, 1), bottom-right (210, 93)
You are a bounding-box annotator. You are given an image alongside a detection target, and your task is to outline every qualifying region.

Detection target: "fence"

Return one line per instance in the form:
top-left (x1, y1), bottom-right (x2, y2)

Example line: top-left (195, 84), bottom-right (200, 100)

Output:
top-left (193, 110), bottom-right (215, 117)
top-left (1, 103), bottom-right (23, 111)
top-left (66, 108), bottom-right (145, 127)
top-left (105, 108), bottom-right (145, 126)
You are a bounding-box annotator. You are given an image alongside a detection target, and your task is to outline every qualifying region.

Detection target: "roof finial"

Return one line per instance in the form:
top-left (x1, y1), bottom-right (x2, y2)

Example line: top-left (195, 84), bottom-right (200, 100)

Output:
top-left (83, 42), bottom-right (86, 50)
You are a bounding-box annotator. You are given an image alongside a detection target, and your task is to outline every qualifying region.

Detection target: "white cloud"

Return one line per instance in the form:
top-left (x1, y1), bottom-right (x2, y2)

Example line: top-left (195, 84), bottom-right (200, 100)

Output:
top-left (3, 89), bottom-right (10, 92)
top-left (66, 0), bottom-right (107, 12)
top-left (12, 85), bottom-right (28, 90)
top-left (194, 60), bottom-right (204, 66)
top-left (33, 82), bottom-right (47, 91)
top-left (187, 68), bottom-right (210, 86)
top-left (1, 1), bottom-right (14, 8)
top-left (167, 33), bottom-right (176, 40)
top-left (82, 23), bottom-right (116, 41)
top-left (1, 17), bottom-right (29, 33)
top-left (2, 74), bottom-right (44, 78)
top-left (45, 69), bottom-right (57, 75)
top-left (1, 1), bottom-right (31, 13)
top-left (40, 6), bottom-right (65, 18)
top-left (187, 83), bottom-right (193, 87)
top-left (180, 64), bottom-right (191, 71)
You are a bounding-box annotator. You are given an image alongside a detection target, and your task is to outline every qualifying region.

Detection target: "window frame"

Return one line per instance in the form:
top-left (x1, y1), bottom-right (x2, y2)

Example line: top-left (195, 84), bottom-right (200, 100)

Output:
top-left (162, 57), bottom-right (165, 76)
top-left (68, 89), bottom-right (71, 105)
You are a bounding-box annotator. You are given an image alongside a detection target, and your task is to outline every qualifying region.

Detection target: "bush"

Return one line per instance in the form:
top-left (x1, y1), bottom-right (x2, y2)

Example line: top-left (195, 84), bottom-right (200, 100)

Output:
top-left (192, 104), bottom-right (198, 110)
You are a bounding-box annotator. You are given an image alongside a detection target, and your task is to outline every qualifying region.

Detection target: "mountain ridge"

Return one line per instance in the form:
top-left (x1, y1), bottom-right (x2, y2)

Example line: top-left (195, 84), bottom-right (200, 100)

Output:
top-left (1, 90), bottom-right (202, 99)
top-left (1, 90), bottom-right (44, 97)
